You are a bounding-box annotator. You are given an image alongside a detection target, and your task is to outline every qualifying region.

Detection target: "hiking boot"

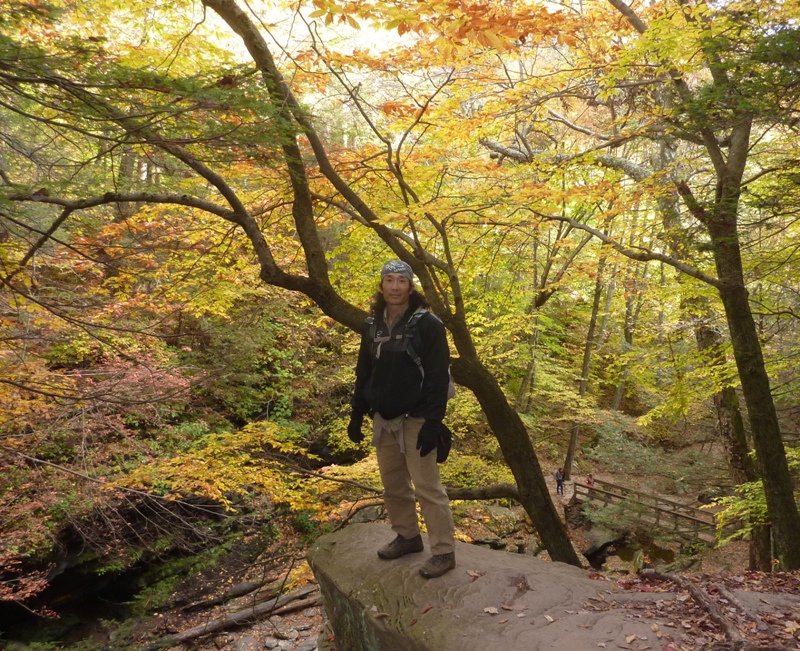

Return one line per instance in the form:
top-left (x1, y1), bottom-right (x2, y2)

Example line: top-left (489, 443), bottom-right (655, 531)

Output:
top-left (419, 552), bottom-right (456, 579)
top-left (377, 534), bottom-right (424, 560)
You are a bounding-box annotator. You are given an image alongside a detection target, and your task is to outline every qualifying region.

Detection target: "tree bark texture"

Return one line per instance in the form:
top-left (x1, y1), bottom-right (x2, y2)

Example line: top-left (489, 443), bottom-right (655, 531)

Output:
top-left (704, 176), bottom-right (800, 570)
top-left (450, 347), bottom-right (581, 565)
top-left (714, 274), bottom-right (800, 569)
top-left (694, 325), bottom-right (772, 571)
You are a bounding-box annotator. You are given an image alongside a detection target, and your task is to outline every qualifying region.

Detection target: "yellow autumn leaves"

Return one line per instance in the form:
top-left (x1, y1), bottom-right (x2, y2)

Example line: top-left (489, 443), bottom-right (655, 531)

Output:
top-left (115, 421), bottom-right (330, 512)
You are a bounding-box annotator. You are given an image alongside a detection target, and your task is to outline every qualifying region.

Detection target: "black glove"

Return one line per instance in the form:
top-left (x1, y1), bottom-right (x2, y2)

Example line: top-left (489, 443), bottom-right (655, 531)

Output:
top-left (347, 412), bottom-right (365, 443)
top-left (416, 419), bottom-right (440, 457)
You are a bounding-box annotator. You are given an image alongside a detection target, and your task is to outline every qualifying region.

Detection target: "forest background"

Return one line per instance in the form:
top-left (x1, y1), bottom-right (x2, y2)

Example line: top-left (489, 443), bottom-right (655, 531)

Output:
top-left (2, 0), bottom-right (800, 639)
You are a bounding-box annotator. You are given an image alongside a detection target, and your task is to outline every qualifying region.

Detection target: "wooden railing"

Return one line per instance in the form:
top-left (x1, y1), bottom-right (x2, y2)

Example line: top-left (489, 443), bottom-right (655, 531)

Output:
top-left (572, 478), bottom-right (728, 542)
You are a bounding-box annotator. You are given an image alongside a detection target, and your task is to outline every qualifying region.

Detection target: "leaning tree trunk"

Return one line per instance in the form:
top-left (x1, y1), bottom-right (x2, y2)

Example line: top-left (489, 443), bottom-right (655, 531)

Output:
top-left (705, 197), bottom-right (800, 570)
top-left (714, 271), bottom-right (800, 569)
top-left (451, 345), bottom-right (581, 565)
top-left (695, 325), bottom-right (772, 571)
top-left (657, 128), bottom-right (772, 568)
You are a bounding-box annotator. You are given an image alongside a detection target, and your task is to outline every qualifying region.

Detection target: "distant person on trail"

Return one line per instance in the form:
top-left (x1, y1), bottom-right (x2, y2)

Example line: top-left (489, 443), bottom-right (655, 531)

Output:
top-left (347, 260), bottom-right (456, 579)
top-left (555, 468), bottom-right (564, 495)
top-left (586, 473), bottom-right (595, 487)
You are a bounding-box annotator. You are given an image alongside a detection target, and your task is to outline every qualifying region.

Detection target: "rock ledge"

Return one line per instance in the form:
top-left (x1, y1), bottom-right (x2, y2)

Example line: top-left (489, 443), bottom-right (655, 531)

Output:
top-left (307, 523), bottom-right (676, 651)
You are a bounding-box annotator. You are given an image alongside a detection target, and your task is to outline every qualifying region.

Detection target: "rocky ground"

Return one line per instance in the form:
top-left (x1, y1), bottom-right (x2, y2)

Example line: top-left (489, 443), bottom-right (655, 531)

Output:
top-left (150, 563), bottom-right (800, 651)
top-left (145, 557), bottom-right (331, 651)
top-left (133, 477), bottom-right (799, 651)
top-left (170, 603), bottom-right (328, 651)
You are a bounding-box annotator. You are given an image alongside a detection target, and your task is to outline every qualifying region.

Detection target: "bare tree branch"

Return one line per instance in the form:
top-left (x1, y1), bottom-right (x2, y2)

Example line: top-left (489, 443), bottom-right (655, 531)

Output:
top-left (530, 210), bottom-right (722, 288)
top-left (480, 139), bottom-right (651, 181)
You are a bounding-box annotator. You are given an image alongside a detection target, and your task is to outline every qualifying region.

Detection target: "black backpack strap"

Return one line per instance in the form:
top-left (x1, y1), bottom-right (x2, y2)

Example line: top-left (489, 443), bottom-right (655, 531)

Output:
top-left (399, 310), bottom-right (455, 400)
top-left (403, 312), bottom-right (425, 371)
top-left (365, 316), bottom-right (376, 340)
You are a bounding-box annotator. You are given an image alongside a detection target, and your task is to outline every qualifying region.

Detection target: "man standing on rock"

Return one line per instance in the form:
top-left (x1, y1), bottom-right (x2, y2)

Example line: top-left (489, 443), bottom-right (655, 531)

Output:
top-left (347, 259), bottom-right (456, 579)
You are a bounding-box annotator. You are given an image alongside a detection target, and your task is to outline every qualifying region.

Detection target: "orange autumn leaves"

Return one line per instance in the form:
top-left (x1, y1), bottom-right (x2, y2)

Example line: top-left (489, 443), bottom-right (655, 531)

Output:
top-left (307, 0), bottom-right (577, 56)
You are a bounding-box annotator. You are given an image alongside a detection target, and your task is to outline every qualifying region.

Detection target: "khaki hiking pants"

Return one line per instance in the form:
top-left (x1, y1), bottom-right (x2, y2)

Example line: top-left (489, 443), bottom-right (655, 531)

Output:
top-left (374, 415), bottom-right (456, 555)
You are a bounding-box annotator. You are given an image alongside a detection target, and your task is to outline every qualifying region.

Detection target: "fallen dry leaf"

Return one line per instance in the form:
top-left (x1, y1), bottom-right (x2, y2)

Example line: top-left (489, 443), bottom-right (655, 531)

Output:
top-left (544, 614), bottom-right (554, 622)
top-left (419, 605), bottom-right (433, 615)
top-left (499, 618), bottom-right (509, 624)
top-left (373, 612), bottom-right (389, 619)
top-left (484, 607), bottom-right (499, 615)
top-left (650, 624), bottom-right (659, 632)
top-left (626, 634), bottom-right (636, 643)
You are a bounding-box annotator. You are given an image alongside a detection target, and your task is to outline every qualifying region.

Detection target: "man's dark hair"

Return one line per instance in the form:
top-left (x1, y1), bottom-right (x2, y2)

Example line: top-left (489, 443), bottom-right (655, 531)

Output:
top-left (370, 288), bottom-right (429, 318)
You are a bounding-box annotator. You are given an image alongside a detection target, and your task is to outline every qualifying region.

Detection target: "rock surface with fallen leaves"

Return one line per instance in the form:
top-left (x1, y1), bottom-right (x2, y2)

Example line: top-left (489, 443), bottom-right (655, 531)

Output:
top-left (307, 523), bottom-right (692, 651)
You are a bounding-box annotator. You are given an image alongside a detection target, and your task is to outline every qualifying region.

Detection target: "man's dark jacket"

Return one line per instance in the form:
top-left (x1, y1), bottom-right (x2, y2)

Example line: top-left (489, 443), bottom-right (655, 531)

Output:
top-left (351, 308), bottom-right (450, 422)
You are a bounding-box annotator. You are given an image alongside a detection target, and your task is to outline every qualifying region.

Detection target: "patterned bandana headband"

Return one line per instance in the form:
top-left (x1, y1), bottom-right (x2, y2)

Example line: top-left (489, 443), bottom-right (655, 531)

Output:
top-left (380, 260), bottom-right (414, 282)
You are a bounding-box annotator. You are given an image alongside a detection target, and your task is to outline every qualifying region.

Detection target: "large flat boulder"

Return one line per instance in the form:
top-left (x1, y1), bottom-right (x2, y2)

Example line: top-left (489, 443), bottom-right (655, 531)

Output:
top-left (307, 523), bottom-right (677, 651)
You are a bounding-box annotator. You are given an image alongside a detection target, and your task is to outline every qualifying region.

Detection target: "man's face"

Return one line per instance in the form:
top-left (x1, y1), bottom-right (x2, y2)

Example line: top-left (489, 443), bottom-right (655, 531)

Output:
top-left (380, 273), bottom-right (413, 307)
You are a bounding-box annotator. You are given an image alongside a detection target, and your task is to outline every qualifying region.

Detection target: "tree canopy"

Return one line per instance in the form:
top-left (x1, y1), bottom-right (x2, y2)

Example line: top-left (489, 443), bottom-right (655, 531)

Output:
top-left (2, 0), bottom-right (800, 598)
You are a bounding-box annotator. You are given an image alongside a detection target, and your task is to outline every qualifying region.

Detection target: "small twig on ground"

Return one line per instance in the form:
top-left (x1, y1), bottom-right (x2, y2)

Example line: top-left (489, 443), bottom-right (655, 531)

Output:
top-left (269, 594), bottom-right (322, 616)
top-left (640, 569), bottom-right (744, 642)
top-left (332, 500), bottom-right (385, 532)
top-left (712, 582), bottom-right (768, 630)
top-left (182, 575), bottom-right (282, 612)
top-left (640, 570), bottom-right (791, 651)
